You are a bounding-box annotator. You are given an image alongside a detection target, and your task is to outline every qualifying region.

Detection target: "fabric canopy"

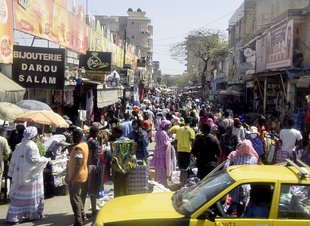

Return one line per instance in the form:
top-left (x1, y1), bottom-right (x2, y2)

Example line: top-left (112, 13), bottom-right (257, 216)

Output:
top-left (97, 89), bottom-right (121, 108)
top-left (0, 72), bottom-right (26, 103)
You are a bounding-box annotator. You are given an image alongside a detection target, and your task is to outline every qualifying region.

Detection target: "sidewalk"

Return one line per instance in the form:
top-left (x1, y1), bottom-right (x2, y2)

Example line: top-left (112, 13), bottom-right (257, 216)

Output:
top-left (0, 194), bottom-right (94, 226)
top-left (0, 141), bottom-right (156, 225)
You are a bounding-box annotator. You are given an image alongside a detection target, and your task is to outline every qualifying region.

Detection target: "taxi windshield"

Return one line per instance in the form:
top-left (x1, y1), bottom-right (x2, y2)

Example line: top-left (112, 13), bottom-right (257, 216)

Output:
top-left (172, 169), bottom-right (234, 216)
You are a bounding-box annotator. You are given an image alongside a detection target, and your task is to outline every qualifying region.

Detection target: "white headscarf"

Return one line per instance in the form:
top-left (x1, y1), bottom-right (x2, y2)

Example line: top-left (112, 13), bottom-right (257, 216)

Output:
top-left (23, 126), bottom-right (38, 140)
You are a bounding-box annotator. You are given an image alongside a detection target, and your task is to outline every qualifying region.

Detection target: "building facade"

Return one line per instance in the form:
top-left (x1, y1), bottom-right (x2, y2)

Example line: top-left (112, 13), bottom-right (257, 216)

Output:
top-left (95, 8), bottom-right (154, 85)
top-left (226, 0), bottom-right (310, 135)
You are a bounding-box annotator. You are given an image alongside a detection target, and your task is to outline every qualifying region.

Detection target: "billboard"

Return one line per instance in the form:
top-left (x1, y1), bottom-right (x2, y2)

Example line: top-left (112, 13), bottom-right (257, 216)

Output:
top-left (266, 19), bottom-right (294, 69)
top-left (12, 45), bottom-right (65, 90)
top-left (0, 0), bottom-right (13, 63)
top-left (14, 0), bottom-right (89, 54)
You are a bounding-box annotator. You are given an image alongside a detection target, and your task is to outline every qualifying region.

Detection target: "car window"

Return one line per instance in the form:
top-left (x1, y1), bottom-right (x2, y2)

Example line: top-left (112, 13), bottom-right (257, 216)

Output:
top-left (279, 184), bottom-right (310, 219)
top-left (211, 183), bottom-right (274, 219)
top-left (172, 169), bottom-right (234, 216)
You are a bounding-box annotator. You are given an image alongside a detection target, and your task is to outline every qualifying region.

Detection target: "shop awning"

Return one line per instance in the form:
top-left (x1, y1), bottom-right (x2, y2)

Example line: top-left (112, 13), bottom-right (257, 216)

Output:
top-left (0, 72), bottom-right (26, 103)
top-left (97, 88), bottom-right (121, 108)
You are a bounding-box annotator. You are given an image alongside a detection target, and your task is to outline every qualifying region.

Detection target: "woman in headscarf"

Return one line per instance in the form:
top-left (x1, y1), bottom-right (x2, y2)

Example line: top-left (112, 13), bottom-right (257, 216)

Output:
top-left (152, 120), bottom-right (172, 186)
top-left (224, 139), bottom-right (259, 217)
top-left (225, 139), bottom-right (259, 167)
top-left (6, 126), bottom-right (49, 224)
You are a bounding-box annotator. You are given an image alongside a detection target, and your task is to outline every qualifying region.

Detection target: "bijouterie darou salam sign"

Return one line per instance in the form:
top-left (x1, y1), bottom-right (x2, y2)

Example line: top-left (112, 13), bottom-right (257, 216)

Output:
top-left (12, 45), bottom-right (65, 90)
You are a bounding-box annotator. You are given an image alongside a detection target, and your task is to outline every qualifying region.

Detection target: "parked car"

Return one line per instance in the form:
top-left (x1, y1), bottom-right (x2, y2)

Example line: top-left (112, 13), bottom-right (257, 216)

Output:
top-left (95, 159), bottom-right (310, 226)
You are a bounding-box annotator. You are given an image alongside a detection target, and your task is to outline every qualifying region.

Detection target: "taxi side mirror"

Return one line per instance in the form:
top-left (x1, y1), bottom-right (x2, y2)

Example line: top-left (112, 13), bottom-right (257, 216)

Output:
top-left (198, 209), bottom-right (216, 222)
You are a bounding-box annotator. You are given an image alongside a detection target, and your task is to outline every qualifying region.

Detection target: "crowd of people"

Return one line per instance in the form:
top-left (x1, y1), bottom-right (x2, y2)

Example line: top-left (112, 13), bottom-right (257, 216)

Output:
top-left (0, 92), bottom-right (309, 225)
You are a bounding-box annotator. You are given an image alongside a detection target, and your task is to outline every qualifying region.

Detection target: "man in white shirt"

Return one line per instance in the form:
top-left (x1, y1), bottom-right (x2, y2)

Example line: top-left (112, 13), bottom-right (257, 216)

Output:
top-left (221, 110), bottom-right (234, 129)
top-left (279, 118), bottom-right (303, 161)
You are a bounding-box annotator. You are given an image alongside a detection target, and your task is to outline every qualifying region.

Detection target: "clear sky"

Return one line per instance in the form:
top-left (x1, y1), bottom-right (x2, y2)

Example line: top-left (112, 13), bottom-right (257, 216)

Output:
top-left (80, 0), bottom-right (245, 75)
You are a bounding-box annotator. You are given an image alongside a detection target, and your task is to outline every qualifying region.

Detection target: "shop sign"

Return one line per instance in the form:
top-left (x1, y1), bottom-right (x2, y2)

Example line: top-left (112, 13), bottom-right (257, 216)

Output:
top-left (244, 48), bottom-right (254, 57)
top-left (79, 51), bottom-right (112, 73)
top-left (66, 50), bottom-right (79, 66)
top-left (12, 45), bottom-right (65, 89)
top-left (266, 19), bottom-right (294, 69)
top-left (256, 35), bottom-right (267, 73)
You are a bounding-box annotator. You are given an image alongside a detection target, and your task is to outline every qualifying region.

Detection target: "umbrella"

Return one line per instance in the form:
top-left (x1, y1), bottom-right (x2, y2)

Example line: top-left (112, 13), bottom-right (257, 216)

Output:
top-left (0, 102), bottom-right (24, 122)
top-left (16, 99), bottom-right (53, 111)
top-left (15, 110), bottom-right (69, 128)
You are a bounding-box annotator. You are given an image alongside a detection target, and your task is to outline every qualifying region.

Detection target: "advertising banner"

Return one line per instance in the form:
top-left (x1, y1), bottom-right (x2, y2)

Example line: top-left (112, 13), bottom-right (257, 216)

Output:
top-left (255, 35), bottom-right (267, 73)
top-left (0, 0), bottom-right (13, 63)
top-left (14, 0), bottom-right (89, 54)
top-left (55, 0), bottom-right (70, 10)
top-left (14, 0), bottom-right (53, 41)
top-left (73, 5), bottom-right (90, 54)
top-left (52, 2), bottom-right (74, 49)
top-left (12, 45), bottom-right (65, 90)
top-left (266, 19), bottom-right (294, 69)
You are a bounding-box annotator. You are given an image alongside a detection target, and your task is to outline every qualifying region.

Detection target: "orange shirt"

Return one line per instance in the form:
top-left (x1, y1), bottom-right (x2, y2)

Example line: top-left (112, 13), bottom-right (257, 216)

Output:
top-left (68, 142), bottom-right (89, 183)
top-left (142, 119), bottom-right (152, 138)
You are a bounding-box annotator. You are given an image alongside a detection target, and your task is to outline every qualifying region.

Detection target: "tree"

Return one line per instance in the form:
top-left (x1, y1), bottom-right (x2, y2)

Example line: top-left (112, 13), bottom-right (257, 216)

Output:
top-left (162, 73), bottom-right (194, 88)
top-left (170, 29), bottom-right (228, 90)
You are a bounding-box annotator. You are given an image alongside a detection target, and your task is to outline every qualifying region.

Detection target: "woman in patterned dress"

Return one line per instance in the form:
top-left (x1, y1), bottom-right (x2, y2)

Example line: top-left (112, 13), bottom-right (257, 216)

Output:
top-left (6, 126), bottom-right (49, 224)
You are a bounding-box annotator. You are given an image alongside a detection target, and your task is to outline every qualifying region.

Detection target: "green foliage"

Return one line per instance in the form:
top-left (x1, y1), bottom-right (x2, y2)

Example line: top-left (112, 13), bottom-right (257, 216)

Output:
top-left (161, 73), bottom-right (195, 88)
top-left (170, 29), bottom-right (228, 70)
top-left (36, 141), bottom-right (46, 156)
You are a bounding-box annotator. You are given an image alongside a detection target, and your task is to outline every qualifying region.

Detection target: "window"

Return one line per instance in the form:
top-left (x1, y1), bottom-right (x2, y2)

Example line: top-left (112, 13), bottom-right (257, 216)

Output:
top-left (172, 169), bottom-right (234, 216)
top-left (211, 183), bottom-right (274, 219)
top-left (132, 35), bottom-right (134, 39)
top-left (279, 184), bottom-right (310, 219)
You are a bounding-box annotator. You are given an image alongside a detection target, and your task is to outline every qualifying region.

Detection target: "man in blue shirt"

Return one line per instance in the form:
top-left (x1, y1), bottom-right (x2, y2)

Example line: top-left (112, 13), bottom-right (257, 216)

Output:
top-left (127, 119), bottom-right (149, 160)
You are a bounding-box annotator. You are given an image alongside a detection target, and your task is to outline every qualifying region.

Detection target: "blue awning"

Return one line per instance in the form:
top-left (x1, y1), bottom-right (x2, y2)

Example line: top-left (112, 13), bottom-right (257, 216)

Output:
top-left (285, 68), bottom-right (310, 80)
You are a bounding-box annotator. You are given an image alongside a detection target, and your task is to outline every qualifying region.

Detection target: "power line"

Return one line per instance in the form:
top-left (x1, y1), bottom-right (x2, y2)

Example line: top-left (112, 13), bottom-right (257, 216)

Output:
top-left (154, 8), bottom-right (237, 42)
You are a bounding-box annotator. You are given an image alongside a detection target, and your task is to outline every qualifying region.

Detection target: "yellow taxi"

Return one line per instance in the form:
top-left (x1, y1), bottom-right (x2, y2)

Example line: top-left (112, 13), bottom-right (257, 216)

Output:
top-left (95, 159), bottom-right (310, 226)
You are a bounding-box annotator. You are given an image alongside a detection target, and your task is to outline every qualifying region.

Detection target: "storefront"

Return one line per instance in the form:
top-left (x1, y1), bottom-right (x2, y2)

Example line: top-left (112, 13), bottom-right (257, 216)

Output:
top-left (250, 71), bottom-right (287, 115)
top-left (78, 51), bottom-right (124, 123)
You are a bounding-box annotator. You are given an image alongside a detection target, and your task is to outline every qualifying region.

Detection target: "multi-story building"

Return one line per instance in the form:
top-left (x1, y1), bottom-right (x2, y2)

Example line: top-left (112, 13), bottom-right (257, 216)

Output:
top-left (225, 0), bottom-right (309, 112)
top-left (95, 8), bottom-right (154, 85)
top-left (226, 0), bottom-right (310, 135)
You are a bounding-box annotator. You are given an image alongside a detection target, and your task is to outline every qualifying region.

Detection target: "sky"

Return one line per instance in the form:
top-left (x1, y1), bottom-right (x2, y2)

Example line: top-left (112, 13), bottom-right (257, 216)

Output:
top-left (81, 0), bottom-right (245, 75)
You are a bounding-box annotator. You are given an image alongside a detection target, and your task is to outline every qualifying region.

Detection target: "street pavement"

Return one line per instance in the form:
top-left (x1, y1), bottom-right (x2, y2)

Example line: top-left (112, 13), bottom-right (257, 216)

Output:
top-left (0, 140), bottom-right (156, 226)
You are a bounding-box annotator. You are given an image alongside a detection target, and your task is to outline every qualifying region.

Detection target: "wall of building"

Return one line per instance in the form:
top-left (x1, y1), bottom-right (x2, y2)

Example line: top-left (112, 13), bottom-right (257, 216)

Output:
top-left (303, 12), bottom-right (310, 66)
top-left (254, 0), bottom-right (309, 34)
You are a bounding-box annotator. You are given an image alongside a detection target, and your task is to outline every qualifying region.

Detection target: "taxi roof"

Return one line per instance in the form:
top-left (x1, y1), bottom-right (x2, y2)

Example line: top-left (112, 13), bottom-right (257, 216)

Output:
top-left (227, 163), bottom-right (310, 184)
